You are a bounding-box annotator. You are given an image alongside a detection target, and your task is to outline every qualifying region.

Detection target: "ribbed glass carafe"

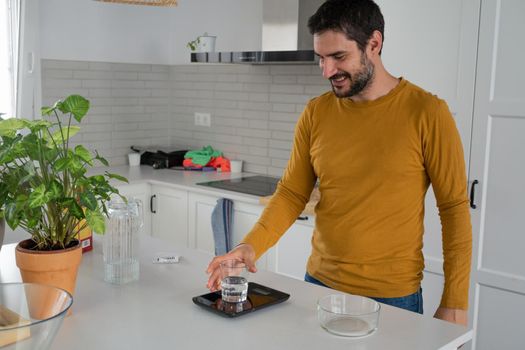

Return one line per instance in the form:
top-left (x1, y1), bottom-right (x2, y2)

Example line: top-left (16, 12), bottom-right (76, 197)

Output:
top-left (103, 198), bottom-right (143, 284)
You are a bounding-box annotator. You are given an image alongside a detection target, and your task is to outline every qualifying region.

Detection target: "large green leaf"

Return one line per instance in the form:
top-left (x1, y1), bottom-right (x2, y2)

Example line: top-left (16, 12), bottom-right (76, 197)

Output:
top-left (41, 106), bottom-right (54, 116)
top-left (0, 119), bottom-right (26, 137)
top-left (86, 209), bottom-right (105, 234)
top-left (69, 156), bottom-right (85, 173)
top-left (19, 161), bottom-right (36, 184)
top-left (59, 95), bottom-right (90, 122)
top-left (48, 180), bottom-right (63, 200)
top-left (60, 198), bottom-right (84, 219)
top-left (105, 172), bottom-right (128, 183)
top-left (89, 175), bottom-right (106, 184)
top-left (4, 202), bottom-right (20, 229)
top-left (94, 151), bottom-right (109, 166)
top-left (53, 157), bottom-right (71, 172)
top-left (75, 145), bottom-right (92, 164)
top-left (50, 126), bottom-right (80, 144)
top-left (26, 119), bottom-right (51, 133)
top-left (80, 191), bottom-right (97, 211)
top-left (28, 184), bottom-right (49, 208)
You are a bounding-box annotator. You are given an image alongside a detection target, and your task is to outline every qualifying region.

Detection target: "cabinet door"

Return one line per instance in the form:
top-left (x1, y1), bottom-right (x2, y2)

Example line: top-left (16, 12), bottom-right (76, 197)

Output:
top-left (150, 185), bottom-right (188, 248)
top-left (187, 192), bottom-right (271, 270)
top-left (188, 192), bottom-right (217, 255)
top-left (230, 201), bottom-right (270, 271)
top-left (467, 1), bottom-right (525, 349)
top-left (116, 183), bottom-right (151, 236)
top-left (272, 216), bottom-right (315, 280)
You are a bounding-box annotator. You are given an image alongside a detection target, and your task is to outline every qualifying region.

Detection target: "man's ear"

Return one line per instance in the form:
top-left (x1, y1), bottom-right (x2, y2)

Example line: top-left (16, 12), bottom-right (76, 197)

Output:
top-left (367, 30), bottom-right (383, 56)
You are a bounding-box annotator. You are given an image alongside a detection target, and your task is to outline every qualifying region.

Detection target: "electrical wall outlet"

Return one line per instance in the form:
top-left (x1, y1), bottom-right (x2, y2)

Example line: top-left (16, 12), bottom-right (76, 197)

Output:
top-left (194, 112), bottom-right (211, 127)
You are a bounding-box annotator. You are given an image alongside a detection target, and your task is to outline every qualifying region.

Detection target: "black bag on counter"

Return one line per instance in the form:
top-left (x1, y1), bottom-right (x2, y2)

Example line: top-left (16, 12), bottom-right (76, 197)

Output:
top-left (131, 147), bottom-right (188, 169)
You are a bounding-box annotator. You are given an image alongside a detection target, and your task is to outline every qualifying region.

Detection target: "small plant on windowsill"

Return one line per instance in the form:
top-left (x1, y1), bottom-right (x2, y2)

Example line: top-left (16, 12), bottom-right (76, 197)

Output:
top-left (186, 36), bottom-right (201, 51)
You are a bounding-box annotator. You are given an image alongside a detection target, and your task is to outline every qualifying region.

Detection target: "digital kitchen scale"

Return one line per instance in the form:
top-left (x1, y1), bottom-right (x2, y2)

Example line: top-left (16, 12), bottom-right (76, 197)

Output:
top-left (192, 282), bottom-right (290, 318)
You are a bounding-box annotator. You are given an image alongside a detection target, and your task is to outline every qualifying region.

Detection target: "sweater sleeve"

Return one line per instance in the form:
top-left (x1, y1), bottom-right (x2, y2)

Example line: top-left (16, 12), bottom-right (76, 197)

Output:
top-left (423, 100), bottom-right (473, 310)
top-left (241, 104), bottom-right (317, 260)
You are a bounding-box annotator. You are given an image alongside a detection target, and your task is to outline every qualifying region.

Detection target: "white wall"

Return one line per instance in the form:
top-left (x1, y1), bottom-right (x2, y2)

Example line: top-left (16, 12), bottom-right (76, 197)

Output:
top-left (39, 0), bottom-right (263, 65)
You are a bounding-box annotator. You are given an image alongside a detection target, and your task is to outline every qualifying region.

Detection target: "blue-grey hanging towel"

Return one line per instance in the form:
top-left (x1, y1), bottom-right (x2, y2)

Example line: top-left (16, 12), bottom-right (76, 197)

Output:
top-left (211, 198), bottom-right (233, 256)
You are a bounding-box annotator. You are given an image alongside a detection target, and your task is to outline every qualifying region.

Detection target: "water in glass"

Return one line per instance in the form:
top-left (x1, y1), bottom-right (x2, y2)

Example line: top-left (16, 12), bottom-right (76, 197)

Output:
top-left (221, 276), bottom-right (248, 303)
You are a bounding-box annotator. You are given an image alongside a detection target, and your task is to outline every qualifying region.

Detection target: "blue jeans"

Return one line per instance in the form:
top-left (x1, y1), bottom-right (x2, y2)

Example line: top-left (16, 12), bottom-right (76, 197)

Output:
top-left (305, 273), bottom-right (423, 314)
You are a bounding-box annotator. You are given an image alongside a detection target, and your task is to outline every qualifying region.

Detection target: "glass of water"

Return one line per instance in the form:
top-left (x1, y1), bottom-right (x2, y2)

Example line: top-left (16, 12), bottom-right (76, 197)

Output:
top-left (220, 260), bottom-right (249, 303)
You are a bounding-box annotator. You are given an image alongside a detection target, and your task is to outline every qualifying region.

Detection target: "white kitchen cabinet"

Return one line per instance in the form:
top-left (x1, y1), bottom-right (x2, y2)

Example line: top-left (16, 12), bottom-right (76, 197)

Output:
top-left (187, 191), bottom-right (317, 278)
top-left (115, 182), bottom-right (151, 237)
top-left (187, 192), bottom-right (217, 255)
top-left (271, 215), bottom-right (314, 281)
top-left (230, 200), bottom-right (271, 271)
top-left (188, 192), bottom-right (277, 271)
top-left (150, 185), bottom-right (188, 247)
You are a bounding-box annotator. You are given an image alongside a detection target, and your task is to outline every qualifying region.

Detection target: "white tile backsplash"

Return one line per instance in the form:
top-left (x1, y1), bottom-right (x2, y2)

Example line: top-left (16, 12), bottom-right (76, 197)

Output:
top-left (41, 59), bottom-right (330, 174)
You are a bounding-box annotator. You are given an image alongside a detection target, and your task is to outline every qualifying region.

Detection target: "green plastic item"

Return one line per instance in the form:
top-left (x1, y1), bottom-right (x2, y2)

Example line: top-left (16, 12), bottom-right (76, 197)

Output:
top-left (184, 145), bottom-right (222, 166)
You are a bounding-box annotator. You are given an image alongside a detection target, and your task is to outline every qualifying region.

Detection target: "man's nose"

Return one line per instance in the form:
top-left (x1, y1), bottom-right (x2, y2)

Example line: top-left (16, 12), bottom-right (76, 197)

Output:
top-left (321, 60), bottom-right (337, 79)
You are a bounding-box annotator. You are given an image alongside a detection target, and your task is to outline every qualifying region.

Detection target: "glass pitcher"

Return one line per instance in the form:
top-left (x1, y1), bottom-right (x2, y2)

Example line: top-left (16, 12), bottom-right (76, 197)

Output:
top-left (103, 198), bottom-right (143, 284)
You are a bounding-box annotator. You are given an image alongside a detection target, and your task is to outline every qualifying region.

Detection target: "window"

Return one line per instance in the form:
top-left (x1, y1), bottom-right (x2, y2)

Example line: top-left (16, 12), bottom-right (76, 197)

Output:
top-left (0, 0), bottom-right (20, 119)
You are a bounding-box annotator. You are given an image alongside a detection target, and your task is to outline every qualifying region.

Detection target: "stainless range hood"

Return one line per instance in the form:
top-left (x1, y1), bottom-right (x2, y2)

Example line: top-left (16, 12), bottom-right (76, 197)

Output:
top-left (191, 0), bottom-right (323, 65)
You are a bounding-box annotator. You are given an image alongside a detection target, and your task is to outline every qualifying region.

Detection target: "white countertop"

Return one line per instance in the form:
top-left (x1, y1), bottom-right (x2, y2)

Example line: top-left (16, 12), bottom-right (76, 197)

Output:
top-left (0, 236), bottom-right (473, 350)
top-left (102, 165), bottom-right (270, 205)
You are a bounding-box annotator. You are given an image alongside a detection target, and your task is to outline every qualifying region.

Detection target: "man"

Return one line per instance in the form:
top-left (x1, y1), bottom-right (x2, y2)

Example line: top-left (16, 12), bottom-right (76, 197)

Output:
top-left (206, 0), bottom-right (472, 326)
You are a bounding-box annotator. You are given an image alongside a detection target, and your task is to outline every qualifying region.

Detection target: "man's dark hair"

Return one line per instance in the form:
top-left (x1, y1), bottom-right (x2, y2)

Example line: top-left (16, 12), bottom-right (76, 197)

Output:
top-left (308, 0), bottom-right (385, 54)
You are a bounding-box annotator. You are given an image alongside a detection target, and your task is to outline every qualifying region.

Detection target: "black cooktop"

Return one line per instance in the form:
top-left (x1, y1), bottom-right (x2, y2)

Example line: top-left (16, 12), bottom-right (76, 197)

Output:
top-left (196, 175), bottom-right (280, 197)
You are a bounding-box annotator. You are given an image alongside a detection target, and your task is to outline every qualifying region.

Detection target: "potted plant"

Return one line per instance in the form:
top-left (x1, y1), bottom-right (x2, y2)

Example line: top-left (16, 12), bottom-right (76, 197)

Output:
top-left (187, 32), bottom-right (216, 52)
top-left (0, 94), bottom-right (127, 301)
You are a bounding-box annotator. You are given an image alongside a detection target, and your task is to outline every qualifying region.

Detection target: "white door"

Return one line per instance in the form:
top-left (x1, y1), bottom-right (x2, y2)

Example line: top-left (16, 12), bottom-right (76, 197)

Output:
top-left (468, 1), bottom-right (525, 349)
top-left (150, 185), bottom-right (188, 247)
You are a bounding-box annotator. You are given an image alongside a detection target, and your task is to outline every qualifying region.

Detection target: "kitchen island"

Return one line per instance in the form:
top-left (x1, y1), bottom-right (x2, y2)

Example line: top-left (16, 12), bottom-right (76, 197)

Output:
top-left (0, 235), bottom-right (472, 350)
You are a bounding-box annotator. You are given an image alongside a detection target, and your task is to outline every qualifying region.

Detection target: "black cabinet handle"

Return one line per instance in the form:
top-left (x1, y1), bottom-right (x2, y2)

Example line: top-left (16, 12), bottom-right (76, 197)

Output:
top-left (150, 194), bottom-right (157, 213)
top-left (297, 216), bottom-right (309, 221)
top-left (470, 180), bottom-right (479, 209)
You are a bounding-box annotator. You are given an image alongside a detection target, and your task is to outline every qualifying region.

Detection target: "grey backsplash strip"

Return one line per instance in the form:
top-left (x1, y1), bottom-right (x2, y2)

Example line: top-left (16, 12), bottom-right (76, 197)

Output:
top-left (41, 59), bottom-right (329, 176)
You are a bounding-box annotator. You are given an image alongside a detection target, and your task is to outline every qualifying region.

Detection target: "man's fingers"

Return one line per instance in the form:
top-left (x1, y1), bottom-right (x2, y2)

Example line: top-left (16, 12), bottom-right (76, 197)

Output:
top-left (206, 266), bottom-right (222, 291)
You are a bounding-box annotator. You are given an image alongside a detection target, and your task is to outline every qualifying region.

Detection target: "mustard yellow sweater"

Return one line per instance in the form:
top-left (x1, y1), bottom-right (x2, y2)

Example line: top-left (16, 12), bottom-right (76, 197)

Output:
top-left (242, 78), bottom-right (472, 309)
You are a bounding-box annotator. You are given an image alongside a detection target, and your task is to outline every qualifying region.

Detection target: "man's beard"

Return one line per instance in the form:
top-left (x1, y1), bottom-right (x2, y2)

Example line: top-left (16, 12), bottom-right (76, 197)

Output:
top-left (330, 53), bottom-right (375, 98)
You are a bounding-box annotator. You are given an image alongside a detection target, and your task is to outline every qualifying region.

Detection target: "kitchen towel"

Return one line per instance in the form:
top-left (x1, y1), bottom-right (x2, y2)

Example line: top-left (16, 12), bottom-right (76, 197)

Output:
top-left (211, 198), bottom-right (233, 256)
top-left (184, 145), bottom-right (222, 166)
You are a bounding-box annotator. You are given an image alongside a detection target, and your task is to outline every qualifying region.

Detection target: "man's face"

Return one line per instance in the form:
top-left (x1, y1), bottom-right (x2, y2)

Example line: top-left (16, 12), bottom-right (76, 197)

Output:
top-left (314, 30), bottom-right (375, 98)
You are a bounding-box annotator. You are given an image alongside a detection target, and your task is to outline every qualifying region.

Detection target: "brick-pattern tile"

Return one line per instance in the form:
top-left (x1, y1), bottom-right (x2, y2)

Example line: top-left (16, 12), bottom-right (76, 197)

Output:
top-left (42, 59), bottom-right (330, 173)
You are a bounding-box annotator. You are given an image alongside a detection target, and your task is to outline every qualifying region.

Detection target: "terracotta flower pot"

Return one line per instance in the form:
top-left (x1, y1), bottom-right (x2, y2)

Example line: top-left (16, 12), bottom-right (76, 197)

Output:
top-left (15, 239), bottom-right (82, 318)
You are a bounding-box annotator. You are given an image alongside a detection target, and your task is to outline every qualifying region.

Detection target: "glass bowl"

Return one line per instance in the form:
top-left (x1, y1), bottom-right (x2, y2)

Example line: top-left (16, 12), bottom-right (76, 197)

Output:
top-left (0, 283), bottom-right (73, 349)
top-left (318, 294), bottom-right (380, 337)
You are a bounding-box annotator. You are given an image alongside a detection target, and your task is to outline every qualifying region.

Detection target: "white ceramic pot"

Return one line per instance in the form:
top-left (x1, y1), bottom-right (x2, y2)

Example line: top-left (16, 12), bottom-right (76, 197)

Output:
top-left (197, 34), bottom-right (216, 52)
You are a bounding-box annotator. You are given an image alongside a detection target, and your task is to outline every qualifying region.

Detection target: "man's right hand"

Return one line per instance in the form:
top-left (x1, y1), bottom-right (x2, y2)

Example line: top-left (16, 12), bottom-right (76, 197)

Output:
top-left (205, 244), bottom-right (257, 291)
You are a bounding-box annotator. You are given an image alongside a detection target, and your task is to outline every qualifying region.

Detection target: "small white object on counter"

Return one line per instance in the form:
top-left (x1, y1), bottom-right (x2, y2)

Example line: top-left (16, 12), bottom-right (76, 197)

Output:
top-left (128, 153), bottom-right (141, 166)
top-left (153, 253), bottom-right (181, 264)
top-left (230, 160), bottom-right (243, 173)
